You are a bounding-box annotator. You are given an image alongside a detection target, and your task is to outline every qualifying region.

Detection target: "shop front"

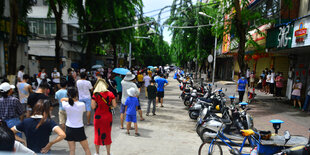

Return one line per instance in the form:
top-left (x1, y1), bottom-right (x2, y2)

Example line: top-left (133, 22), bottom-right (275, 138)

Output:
top-left (289, 16), bottom-right (310, 100)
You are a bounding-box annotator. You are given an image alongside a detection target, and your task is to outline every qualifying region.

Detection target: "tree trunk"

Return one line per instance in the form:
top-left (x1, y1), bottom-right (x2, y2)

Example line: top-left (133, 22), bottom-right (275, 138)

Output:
top-left (85, 35), bottom-right (94, 69)
top-left (112, 44), bottom-right (117, 68)
top-left (55, 15), bottom-right (62, 73)
top-left (233, 0), bottom-right (247, 74)
top-left (8, 0), bottom-right (19, 75)
top-left (49, 0), bottom-right (63, 73)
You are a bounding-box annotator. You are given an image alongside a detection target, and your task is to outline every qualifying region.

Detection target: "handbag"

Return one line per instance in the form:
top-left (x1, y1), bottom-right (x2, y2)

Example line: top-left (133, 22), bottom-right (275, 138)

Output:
top-left (98, 93), bottom-right (115, 115)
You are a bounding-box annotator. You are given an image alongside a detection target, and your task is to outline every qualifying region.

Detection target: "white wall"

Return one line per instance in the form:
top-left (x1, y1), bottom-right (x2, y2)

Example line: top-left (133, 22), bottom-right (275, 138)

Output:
top-left (299, 0), bottom-right (310, 17)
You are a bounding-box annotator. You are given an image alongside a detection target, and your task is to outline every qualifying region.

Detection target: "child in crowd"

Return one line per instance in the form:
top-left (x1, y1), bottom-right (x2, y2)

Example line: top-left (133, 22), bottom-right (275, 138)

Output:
top-left (125, 87), bottom-right (140, 136)
top-left (146, 80), bottom-right (157, 116)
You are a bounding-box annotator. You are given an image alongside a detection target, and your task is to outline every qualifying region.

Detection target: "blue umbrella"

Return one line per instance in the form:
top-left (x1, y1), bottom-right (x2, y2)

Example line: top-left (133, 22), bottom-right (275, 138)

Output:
top-left (147, 66), bottom-right (154, 69)
top-left (112, 68), bottom-right (130, 75)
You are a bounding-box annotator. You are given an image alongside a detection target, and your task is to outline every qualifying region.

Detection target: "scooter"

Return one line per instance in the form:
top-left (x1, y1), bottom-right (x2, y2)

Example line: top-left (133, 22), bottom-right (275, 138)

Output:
top-left (198, 102), bottom-right (254, 142)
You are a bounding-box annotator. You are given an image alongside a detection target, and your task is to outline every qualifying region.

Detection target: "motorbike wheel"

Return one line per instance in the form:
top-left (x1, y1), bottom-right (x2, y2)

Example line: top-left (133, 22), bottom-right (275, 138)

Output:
top-left (189, 111), bottom-right (198, 120)
top-left (184, 100), bottom-right (191, 107)
top-left (198, 142), bottom-right (223, 155)
top-left (200, 129), bottom-right (216, 143)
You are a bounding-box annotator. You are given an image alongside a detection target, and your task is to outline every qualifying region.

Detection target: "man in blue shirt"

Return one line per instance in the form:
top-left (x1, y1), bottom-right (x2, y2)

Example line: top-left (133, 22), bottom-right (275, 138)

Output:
top-left (236, 74), bottom-right (248, 103)
top-left (55, 79), bottom-right (67, 131)
top-left (155, 74), bottom-right (169, 107)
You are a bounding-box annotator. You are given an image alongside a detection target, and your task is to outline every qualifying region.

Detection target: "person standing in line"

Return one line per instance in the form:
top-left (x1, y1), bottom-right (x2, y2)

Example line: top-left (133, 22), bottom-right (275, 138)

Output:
top-left (134, 79), bottom-right (145, 121)
top-left (236, 74), bottom-right (248, 103)
top-left (76, 72), bottom-right (93, 126)
top-left (265, 71), bottom-right (271, 94)
top-left (275, 72), bottom-right (284, 97)
top-left (91, 79), bottom-right (117, 155)
top-left (11, 99), bottom-right (66, 154)
top-left (125, 88), bottom-right (140, 136)
top-left (146, 80), bottom-right (157, 116)
top-left (55, 79), bottom-right (68, 131)
top-left (17, 65), bottom-right (25, 82)
top-left (246, 68), bottom-right (251, 86)
top-left (249, 71), bottom-right (255, 88)
top-left (137, 72), bottom-right (144, 88)
top-left (17, 74), bottom-right (33, 121)
top-left (0, 82), bottom-right (23, 138)
top-left (270, 70), bottom-right (275, 95)
top-left (114, 74), bottom-right (123, 103)
top-left (155, 74), bottom-right (169, 107)
top-left (51, 67), bottom-right (61, 91)
top-left (38, 68), bottom-right (47, 80)
top-left (61, 87), bottom-right (91, 155)
top-left (27, 80), bottom-right (49, 118)
top-left (291, 77), bottom-right (302, 109)
top-left (143, 74), bottom-right (151, 98)
top-left (120, 72), bottom-right (139, 129)
top-left (67, 68), bottom-right (76, 87)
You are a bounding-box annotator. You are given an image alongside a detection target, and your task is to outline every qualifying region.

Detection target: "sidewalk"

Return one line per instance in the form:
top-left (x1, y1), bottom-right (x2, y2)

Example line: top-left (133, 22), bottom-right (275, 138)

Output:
top-left (210, 81), bottom-right (310, 137)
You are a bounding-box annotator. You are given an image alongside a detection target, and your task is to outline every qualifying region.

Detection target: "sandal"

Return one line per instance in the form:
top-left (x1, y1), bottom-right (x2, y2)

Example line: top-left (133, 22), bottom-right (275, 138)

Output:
top-left (120, 127), bottom-right (124, 129)
top-left (126, 132), bottom-right (130, 135)
top-left (135, 133), bottom-right (140, 136)
top-left (160, 105), bottom-right (164, 107)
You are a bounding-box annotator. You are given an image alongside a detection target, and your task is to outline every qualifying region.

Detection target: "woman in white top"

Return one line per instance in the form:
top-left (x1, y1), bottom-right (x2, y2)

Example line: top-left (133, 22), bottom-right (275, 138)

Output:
top-left (265, 72), bottom-right (271, 94)
top-left (61, 87), bottom-right (91, 155)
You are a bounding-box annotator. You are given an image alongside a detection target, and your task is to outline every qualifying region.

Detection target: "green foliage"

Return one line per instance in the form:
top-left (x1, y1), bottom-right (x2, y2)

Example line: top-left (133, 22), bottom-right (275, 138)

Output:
top-left (131, 17), bottom-right (171, 66)
top-left (165, 0), bottom-right (215, 67)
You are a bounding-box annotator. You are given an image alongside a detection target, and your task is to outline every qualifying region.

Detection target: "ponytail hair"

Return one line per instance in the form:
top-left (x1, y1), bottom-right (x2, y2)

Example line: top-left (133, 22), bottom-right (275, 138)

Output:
top-left (67, 87), bottom-right (78, 106)
top-left (32, 99), bottom-right (51, 129)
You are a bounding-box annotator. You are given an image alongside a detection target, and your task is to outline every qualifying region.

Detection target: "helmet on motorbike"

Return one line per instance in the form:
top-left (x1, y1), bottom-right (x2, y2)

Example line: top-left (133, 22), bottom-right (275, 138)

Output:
top-left (216, 105), bottom-right (220, 111)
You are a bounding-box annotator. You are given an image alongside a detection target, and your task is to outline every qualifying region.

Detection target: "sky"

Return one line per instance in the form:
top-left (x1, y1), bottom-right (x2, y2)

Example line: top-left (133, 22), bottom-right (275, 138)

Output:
top-left (142, 0), bottom-right (175, 44)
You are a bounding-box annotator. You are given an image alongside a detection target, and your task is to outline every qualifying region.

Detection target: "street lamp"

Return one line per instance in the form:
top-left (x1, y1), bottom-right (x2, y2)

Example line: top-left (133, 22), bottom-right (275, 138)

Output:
top-left (198, 11), bottom-right (217, 85)
top-left (128, 36), bottom-right (151, 68)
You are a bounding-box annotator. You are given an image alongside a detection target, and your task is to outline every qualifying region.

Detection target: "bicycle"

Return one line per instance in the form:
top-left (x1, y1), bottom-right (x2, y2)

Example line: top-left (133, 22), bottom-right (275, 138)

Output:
top-left (198, 119), bottom-right (261, 155)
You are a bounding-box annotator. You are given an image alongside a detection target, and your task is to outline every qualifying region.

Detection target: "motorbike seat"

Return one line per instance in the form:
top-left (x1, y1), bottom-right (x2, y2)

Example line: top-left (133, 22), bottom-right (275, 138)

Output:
top-left (240, 129), bottom-right (255, 137)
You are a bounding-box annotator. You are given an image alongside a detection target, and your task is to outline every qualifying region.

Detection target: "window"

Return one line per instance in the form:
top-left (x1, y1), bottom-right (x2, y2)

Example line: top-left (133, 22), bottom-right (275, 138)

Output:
top-left (28, 18), bottom-right (56, 36)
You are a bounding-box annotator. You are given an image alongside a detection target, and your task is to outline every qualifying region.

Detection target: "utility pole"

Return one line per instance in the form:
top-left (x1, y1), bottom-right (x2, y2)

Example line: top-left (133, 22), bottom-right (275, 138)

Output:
top-left (129, 42), bottom-right (132, 69)
top-left (212, 16), bottom-right (218, 85)
top-left (196, 0), bottom-right (201, 79)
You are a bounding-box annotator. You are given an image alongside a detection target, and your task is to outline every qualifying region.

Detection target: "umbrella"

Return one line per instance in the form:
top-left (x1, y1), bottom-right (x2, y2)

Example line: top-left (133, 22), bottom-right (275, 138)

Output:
top-left (91, 64), bottom-right (103, 69)
top-left (147, 66), bottom-right (154, 69)
top-left (112, 68), bottom-right (130, 75)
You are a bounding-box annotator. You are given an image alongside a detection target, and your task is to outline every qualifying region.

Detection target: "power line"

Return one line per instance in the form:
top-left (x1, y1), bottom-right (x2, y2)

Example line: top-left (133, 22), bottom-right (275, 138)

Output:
top-left (162, 24), bottom-right (214, 29)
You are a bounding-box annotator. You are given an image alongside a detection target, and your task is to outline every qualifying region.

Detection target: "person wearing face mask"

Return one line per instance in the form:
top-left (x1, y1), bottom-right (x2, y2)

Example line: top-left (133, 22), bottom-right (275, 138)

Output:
top-left (275, 72), bottom-right (284, 97)
top-left (236, 74), bottom-right (248, 103)
top-left (51, 67), bottom-right (61, 91)
top-left (291, 77), bottom-right (302, 109)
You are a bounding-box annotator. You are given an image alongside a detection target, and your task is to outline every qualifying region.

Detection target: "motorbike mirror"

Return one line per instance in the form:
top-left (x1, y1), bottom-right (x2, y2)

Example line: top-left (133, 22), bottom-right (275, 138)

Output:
top-left (284, 131), bottom-right (291, 141)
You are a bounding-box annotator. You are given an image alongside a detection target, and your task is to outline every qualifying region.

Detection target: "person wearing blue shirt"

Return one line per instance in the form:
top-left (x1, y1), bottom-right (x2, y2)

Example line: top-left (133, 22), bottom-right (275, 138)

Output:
top-left (55, 79), bottom-right (68, 131)
top-left (155, 74), bottom-right (169, 107)
top-left (237, 74), bottom-right (248, 103)
top-left (125, 88), bottom-right (140, 136)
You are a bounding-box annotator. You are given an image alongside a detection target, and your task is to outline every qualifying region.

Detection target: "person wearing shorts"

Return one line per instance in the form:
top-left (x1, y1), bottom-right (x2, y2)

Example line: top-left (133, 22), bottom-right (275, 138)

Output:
top-left (120, 72), bottom-right (140, 129)
top-left (76, 72), bottom-right (93, 126)
top-left (55, 79), bottom-right (68, 130)
top-left (125, 88), bottom-right (140, 136)
top-left (292, 77), bottom-right (302, 109)
top-left (155, 74), bottom-right (168, 107)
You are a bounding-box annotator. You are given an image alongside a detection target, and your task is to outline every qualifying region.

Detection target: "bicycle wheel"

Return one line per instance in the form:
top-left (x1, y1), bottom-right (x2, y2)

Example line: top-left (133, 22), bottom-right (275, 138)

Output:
top-left (198, 142), bottom-right (223, 155)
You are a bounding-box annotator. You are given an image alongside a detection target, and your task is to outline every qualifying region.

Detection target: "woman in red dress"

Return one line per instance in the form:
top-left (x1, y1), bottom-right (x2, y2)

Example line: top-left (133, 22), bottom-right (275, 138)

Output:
top-left (91, 79), bottom-right (117, 155)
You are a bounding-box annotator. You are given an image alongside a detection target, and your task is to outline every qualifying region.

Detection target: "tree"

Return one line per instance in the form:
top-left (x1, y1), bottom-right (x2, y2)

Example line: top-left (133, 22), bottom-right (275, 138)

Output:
top-left (69, 0), bottom-right (142, 69)
top-left (7, 0), bottom-right (33, 75)
top-left (164, 0), bottom-right (215, 71)
top-left (47, 0), bottom-right (66, 73)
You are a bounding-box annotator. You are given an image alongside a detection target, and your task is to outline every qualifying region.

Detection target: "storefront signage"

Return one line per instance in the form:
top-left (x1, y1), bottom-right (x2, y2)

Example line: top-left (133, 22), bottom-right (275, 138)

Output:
top-left (278, 25), bottom-right (292, 48)
top-left (266, 23), bottom-right (293, 50)
top-left (292, 16), bottom-right (310, 48)
top-left (294, 22), bottom-right (307, 43)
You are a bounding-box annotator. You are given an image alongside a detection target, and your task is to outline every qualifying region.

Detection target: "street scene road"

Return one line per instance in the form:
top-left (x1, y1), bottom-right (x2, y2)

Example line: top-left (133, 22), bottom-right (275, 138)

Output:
top-left (48, 75), bottom-right (310, 155)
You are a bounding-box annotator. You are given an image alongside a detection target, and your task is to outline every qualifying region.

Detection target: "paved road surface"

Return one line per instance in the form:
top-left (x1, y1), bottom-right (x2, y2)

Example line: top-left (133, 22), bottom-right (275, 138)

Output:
top-left (44, 76), bottom-right (310, 154)
top-left (50, 75), bottom-right (202, 154)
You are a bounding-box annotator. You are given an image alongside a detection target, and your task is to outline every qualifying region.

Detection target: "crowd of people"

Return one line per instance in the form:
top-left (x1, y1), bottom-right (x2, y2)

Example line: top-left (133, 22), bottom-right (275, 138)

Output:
top-left (238, 67), bottom-right (310, 113)
top-left (0, 65), bottom-right (170, 155)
